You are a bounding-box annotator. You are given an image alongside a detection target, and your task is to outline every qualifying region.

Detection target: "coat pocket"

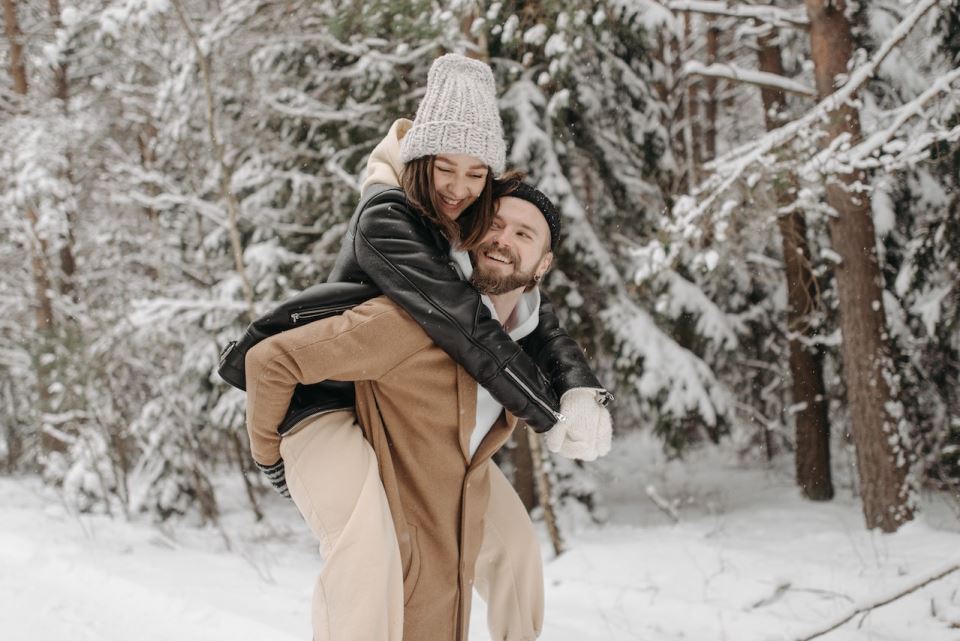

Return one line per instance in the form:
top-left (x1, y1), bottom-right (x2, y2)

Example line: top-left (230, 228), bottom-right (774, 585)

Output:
top-left (399, 523), bottom-right (422, 606)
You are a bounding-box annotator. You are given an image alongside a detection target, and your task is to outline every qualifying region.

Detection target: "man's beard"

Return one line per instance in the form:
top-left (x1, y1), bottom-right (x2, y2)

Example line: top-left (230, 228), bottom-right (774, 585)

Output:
top-left (469, 242), bottom-right (539, 295)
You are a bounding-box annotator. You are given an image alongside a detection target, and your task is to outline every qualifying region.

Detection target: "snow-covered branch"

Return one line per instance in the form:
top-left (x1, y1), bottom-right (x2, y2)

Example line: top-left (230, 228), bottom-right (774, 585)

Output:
top-left (684, 61), bottom-right (815, 97)
top-left (849, 67), bottom-right (960, 163)
top-left (666, 0), bottom-right (809, 29)
top-left (674, 0), bottom-right (940, 227)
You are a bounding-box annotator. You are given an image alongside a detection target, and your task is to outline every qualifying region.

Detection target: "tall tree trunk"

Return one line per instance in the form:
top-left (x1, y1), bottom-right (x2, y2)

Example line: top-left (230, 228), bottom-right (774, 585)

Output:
top-left (4, 0), bottom-right (61, 456)
top-left (4, 0), bottom-right (27, 95)
top-left (704, 20), bottom-right (719, 160)
top-left (757, 29), bottom-right (833, 501)
top-left (48, 0), bottom-right (79, 302)
top-left (804, 0), bottom-right (911, 530)
top-left (683, 13), bottom-right (702, 176)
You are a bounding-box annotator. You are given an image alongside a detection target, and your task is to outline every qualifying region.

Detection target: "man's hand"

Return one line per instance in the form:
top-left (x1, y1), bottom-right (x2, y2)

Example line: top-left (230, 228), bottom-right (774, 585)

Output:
top-left (545, 388), bottom-right (613, 461)
top-left (256, 459), bottom-right (291, 499)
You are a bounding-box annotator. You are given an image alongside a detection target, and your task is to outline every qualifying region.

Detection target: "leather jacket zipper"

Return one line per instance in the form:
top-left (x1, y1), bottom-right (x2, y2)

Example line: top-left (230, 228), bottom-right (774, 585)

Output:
top-left (504, 367), bottom-right (565, 423)
top-left (290, 304), bottom-right (356, 323)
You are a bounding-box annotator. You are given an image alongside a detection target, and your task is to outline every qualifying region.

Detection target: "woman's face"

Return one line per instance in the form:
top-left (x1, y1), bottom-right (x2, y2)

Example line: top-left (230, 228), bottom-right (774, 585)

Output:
top-left (432, 154), bottom-right (488, 220)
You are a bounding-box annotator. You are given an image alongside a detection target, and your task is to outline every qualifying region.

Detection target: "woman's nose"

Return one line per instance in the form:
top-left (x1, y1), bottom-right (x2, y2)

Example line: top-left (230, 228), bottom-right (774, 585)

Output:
top-left (449, 177), bottom-right (470, 198)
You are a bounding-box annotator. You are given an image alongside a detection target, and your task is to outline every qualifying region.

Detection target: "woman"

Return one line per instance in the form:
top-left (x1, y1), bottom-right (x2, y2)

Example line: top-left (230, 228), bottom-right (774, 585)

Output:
top-left (239, 54), bottom-right (612, 640)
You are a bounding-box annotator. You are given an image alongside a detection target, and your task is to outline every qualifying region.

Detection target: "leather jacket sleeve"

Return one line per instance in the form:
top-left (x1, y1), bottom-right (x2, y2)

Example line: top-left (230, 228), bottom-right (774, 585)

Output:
top-left (522, 294), bottom-right (604, 394)
top-left (354, 200), bottom-right (565, 432)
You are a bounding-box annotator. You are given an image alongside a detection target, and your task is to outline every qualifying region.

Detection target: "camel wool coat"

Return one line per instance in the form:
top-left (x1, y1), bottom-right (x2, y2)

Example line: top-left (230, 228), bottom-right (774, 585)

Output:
top-left (246, 295), bottom-right (518, 641)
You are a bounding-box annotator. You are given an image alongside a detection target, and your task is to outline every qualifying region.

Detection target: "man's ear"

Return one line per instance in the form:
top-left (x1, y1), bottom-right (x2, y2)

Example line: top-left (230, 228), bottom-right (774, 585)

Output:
top-left (535, 251), bottom-right (554, 280)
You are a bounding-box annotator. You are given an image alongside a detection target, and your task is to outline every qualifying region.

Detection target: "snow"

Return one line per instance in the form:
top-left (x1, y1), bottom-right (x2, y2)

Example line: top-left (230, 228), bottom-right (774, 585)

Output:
top-left (4, 433), bottom-right (959, 641)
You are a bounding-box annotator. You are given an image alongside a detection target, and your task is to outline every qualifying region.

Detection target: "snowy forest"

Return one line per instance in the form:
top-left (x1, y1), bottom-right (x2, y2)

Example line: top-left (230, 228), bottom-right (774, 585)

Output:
top-left (2, 0), bottom-right (960, 639)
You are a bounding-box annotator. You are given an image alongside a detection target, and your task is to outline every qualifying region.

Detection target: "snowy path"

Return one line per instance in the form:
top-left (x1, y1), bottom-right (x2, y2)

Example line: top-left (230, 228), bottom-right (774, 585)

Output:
top-left (3, 435), bottom-right (960, 641)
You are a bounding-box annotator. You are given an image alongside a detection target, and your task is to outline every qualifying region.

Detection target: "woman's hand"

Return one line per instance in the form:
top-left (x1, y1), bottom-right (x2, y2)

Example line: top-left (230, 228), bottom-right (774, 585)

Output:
top-left (544, 388), bottom-right (613, 461)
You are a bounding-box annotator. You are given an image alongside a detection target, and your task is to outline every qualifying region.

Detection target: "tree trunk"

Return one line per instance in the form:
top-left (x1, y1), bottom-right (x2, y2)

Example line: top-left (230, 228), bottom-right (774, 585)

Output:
top-left (804, 0), bottom-right (911, 530)
top-left (683, 13), bottom-right (702, 175)
top-left (4, 0), bottom-right (61, 457)
top-left (704, 20), bottom-right (719, 160)
top-left (48, 0), bottom-right (79, 303)
top-left (528, 429), bottom-right (565, 557)
top-left (757, 29), bottom-right (833, 501)
top-left (171, 0), bottom-right (256, 322)
top-left (3, 0), bottom-right (27, 95)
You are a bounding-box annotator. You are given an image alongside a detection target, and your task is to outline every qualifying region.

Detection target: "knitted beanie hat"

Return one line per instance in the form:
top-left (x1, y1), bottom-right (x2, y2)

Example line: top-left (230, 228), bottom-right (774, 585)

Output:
top-left (495, 179), bottom-right (562, 252)
top-left (400, 54), bottom-right (507, 175)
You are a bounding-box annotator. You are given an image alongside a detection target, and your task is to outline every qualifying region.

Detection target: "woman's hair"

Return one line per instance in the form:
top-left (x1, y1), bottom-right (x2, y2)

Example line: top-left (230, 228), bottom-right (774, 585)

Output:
top-left (401, 156), bottom-right (524, 251)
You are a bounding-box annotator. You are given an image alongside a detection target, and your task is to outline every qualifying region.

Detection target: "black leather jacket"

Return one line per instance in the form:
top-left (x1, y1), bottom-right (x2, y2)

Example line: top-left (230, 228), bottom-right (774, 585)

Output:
top-left (218, 185), bottom-right (605, 433)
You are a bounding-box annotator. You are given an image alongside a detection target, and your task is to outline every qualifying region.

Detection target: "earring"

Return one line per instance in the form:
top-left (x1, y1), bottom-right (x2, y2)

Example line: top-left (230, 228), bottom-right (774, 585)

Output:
top-left (534, 274), bottom-right (542, 283)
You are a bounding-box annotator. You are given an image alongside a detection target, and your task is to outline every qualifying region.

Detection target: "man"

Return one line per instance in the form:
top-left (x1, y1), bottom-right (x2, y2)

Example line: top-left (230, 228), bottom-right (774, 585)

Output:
top-left (245, 182), bottom-right (612, 641)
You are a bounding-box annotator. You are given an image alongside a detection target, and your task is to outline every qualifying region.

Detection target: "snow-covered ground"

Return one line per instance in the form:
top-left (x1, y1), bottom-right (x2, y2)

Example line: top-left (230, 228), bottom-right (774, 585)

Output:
top-left (3, 432), bottom-right (960, 641)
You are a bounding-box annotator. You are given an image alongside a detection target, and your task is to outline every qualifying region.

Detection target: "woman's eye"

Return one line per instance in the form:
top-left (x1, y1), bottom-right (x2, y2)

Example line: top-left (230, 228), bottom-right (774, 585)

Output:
top-left (469, 174), bottom-right (485, 180)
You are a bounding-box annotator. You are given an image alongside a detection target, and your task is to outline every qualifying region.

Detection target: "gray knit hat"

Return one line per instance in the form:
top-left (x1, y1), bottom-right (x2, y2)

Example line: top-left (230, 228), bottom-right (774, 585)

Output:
top-left (400, 54), bottom-right (506, 175)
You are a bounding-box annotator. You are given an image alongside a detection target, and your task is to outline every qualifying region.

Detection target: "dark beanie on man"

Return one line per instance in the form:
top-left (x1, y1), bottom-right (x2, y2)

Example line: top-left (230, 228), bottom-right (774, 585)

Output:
top-left (494, 180), bottom-right (562, 252)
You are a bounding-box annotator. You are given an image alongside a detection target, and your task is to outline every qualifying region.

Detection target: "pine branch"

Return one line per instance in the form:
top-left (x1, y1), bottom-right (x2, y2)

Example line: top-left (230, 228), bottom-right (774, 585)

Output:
top-left (684, 61), bottom-right (815, 97)
top-left (805, 66), bottom-right (960, 173)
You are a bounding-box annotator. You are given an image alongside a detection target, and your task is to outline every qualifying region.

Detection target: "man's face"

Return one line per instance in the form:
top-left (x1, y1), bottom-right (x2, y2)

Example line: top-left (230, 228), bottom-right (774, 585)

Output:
top-left (469, 196), bottom-right (553, 295)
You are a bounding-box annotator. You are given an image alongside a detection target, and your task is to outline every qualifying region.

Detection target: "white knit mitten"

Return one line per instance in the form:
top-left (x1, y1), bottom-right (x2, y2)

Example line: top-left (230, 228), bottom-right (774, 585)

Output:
top-left (545, 388), bottom-right (613, 461)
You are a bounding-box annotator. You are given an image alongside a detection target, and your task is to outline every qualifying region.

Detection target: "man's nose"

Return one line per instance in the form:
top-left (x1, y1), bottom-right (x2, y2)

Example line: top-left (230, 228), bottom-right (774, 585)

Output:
top-left (488, 235), bottom-right (511, 250)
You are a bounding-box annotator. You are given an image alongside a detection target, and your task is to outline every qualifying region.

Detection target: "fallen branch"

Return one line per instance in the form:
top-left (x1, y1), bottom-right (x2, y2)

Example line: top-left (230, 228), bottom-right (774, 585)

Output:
top-left (791, 560), bottom-right (960, 641)
top-left (750, 582), bottom-right (791, 609)
top-left (645, 484), bottom-right (680, 523)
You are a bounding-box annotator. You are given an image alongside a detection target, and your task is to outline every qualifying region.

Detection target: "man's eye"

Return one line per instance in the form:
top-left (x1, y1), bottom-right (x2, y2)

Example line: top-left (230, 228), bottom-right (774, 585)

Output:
top-left (469, 174), bottom-right (485, 180)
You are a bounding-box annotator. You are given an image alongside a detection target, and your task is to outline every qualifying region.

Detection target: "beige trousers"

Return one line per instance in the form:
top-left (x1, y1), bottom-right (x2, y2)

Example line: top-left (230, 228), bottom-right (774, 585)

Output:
top-left (280, 411), bottom-right (544, 641)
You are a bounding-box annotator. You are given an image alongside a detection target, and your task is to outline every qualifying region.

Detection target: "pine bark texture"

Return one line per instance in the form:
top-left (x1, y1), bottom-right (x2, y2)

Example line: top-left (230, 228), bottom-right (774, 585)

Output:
top-left (48, 0), bottom-right (79, 302)
top-left (804, 0), bottom-right (911, 530)
top-left (757, 30), bottom-right (833, 501)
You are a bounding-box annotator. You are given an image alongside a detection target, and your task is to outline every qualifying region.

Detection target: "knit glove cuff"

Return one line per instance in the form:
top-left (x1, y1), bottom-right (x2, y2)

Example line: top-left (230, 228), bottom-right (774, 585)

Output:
top-left (545, 388), bottom-right (613, 461)
top-left (256, 459), bottom-right (291, 499)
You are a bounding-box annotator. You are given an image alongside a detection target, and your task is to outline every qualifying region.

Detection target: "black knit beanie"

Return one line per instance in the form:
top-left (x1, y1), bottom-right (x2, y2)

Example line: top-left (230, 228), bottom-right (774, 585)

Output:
top-left (494, 180), bottom-right (561, 252)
